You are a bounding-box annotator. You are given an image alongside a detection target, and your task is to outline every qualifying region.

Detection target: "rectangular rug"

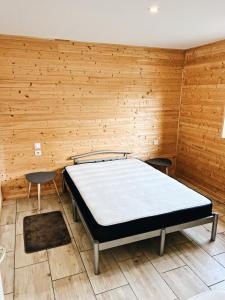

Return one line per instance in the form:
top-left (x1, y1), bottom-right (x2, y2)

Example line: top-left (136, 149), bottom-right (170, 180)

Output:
top-left (23, 211), bottom-right (71, 253)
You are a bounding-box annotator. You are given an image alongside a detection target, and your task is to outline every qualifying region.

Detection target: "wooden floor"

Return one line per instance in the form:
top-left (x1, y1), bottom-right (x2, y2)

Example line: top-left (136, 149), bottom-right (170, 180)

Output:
top-left (2, 193), bottom-right (225, 300)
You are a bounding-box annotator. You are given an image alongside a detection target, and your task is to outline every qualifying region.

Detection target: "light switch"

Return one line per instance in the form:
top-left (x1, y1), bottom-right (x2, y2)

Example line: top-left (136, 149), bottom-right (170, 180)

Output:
top-left (34, 143), bottom-right (41, 150)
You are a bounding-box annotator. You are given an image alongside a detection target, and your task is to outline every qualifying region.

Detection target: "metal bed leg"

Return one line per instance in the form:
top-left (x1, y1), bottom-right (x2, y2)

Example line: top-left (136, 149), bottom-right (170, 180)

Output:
top-left (74, 205), bottom-right (79, 222)
top-left (94, 241), bottom-right (100, 275)
top-left (211, 213), bottom-right (219, 241)
top-left (72, 198), bottom-right (79, 222)
top-left (160, 229), bottom-right (166, 256)
top-left (61, 171), bottom-right (66, 193)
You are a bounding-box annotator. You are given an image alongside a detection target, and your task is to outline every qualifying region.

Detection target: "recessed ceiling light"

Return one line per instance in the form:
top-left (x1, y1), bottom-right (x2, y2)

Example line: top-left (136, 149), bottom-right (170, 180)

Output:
top-left (149, 5), bottom-right (159, 14)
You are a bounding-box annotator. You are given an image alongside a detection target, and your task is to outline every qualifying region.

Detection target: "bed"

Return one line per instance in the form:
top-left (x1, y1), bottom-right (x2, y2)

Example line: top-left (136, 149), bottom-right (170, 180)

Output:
top-left (62, 150), bottom-right (218, 275)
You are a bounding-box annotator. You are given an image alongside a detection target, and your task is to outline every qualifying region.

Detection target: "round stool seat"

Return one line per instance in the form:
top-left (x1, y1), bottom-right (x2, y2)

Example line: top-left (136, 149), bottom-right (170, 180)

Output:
top-left (25, 171), bottom-right (60, 211)
top-left (188, 291), bottom-right (225, 300)
top-left (26, 171), bottom-right (56, 184)
top-left (146, 158), bottom-right (172, 168)
top-left (145, 157), bottom-right (172, 175)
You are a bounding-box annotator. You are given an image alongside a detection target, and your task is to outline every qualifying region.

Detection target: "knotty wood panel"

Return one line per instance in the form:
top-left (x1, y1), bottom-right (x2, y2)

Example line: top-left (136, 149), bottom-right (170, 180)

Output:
top-left (0, 182), bottom-right (2, 214)
top-left (0, 34), bottom-right (184, 199)
top-left (176, 40), bottom-right (225, 201)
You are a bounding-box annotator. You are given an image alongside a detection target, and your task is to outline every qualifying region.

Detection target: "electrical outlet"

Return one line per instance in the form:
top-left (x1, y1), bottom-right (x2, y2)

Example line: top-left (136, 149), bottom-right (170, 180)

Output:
top-left (34, 149), bottom-right (42, 156)
top-left (153, 139), bottom-right (159, 145)
top-left (34, 143), bottom-right (41, 150)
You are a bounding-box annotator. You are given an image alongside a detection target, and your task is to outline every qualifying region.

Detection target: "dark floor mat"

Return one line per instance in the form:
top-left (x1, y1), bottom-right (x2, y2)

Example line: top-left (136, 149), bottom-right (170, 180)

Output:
top-left (23, 211), bottom-right (71, 253)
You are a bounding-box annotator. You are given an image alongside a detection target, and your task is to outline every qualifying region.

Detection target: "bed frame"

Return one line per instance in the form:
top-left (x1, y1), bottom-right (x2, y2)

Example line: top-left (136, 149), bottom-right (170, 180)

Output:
top-left (62, 150), bottom-right (218, 275)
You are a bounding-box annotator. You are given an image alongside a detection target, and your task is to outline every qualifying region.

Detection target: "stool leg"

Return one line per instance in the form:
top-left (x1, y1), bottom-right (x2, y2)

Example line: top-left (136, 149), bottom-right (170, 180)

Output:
top-left (37, 184), bottom-right (41, 211)
top-left (27, 182), bottom-right (31, 199)
top-left (211, 213), bottom-right (219, 241)
top-left (53, 180), bottom-right (61, 202)
top-left (160, 229), bottom-right (166, 256)
top-left (166, 167), bottom-right (169, 175)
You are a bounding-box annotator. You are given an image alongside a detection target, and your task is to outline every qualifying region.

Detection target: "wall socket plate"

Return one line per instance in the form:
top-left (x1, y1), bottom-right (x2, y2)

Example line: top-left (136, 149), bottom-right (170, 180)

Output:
top-left (34, 149), bottom-right (42, 156)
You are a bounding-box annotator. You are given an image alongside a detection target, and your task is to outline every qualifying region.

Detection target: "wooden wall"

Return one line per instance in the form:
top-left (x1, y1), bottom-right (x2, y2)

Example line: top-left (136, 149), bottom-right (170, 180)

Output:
top-left (176, 40), bottom-right (225, 201)
top-left (0, 35), bottom-right (184, 200)
top-left (0, 182), bottom-right (2, 216)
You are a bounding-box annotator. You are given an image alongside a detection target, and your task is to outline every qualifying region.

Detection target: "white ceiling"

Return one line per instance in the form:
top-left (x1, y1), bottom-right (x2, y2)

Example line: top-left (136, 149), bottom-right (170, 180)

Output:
top-left (0, 0), bottom-right (225, 49)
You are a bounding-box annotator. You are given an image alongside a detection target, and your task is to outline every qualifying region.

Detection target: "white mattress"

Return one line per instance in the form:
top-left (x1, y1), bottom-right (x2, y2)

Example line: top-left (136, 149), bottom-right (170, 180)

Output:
top-left (66, 159), bottom-right (211, 226)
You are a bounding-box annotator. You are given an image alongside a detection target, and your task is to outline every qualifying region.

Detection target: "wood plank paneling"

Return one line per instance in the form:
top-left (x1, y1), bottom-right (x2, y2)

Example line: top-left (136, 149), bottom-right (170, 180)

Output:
top-left (176, 40), bottom-right (225, 201)
top-left (0, 34), bottom-right (184, 200)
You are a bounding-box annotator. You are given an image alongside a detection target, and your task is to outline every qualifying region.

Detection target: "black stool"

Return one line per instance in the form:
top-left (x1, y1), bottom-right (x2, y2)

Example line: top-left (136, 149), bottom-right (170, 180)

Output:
top-left (145, 158), bottom-right (172, 175)
top-left (26, 171), bottom-right (61, 211)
